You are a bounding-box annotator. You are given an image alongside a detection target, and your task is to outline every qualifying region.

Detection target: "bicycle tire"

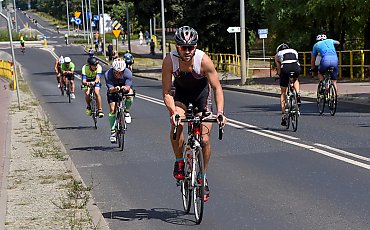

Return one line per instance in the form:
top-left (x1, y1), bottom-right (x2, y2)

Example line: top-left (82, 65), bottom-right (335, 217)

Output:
top-left (285, 95), bottom-right (290, 130)
top-left (60, 83), bottom-right (64, 96)
top-left (117, 111), bottom-right (122, 148)
top-left (316, 83), bottom-right (325, 115)
top-left (90, 95), bottom-right (97, 129)
top-left (328, 84), bottom-right (337, 116)
top-left (66, 83), bottom-right (71, 103)
top-left (119, 111), bottom-right (126, 151)
top-left (193, 147), bottom-right (204, 225)
top-left (290, 89), bottom-right (299, 132)
top-left (181, 145), bottom-right (192, 213)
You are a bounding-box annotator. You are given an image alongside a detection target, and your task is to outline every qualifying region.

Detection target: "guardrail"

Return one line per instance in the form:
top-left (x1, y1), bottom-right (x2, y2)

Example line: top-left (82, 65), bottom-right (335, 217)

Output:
top-left (0, 60), bottom-right (16, 89)
top-left (208, 50), bottom-right (370, 80)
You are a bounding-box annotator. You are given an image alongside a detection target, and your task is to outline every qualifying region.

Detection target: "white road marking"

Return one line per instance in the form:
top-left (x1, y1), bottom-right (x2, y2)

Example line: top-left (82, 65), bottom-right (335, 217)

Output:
top-left (137, 93), bottom-right (370, 170)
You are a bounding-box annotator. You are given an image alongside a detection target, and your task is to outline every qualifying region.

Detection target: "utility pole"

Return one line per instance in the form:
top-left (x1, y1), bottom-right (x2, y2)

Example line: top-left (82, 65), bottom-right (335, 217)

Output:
top-left (13, 0), bottom-right (17, 32)
top-left (240, 0), bottom-right (247, 85)
top-left (161, 0), bottom-right (166, 59)
top-left (101, 0), bottom-right (106, 57)
top-left (126, 1), bottom-right (131, 51)
top-left (66, 0), bottom-right (70, 35)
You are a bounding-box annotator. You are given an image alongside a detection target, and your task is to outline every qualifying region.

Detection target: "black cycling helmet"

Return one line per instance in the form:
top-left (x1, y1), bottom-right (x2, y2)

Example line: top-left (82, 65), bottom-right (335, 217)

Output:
top-left (87, 57), bottom-right (98, 65)
top-left (174, 26), bottom-right (198, 45)
top-left (276, 43), bottom-right (289, 53)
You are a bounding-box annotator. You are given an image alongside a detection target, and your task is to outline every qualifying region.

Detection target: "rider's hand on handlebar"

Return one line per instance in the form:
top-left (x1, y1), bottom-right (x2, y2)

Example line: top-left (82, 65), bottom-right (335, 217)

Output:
top-left (216, 112), bottom-right (227, 127)
top-left (170, 113), bottom-right (180, 126)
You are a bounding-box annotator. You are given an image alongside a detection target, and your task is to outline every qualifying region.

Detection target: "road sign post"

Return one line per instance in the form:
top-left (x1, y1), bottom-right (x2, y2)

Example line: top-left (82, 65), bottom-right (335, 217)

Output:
top-left (258, 29), bottom-right (268, 61)
top-left (227, 26), bottom-right (240, 57)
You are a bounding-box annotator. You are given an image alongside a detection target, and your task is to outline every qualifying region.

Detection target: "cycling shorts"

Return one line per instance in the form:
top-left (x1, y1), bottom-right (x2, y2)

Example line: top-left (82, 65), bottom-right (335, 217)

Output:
top-left (280, 63), bottom-right (300, 87)
top-left (173, 87), bottom-right (212, 113)
top-left (64, 73), bottom-right (74, 80)
top-left (319, 56), bottom-right (338, 80)
top-left (20, 42), bottom-right (25, 47)
top-left (106, 90), bottom-right (133, 104)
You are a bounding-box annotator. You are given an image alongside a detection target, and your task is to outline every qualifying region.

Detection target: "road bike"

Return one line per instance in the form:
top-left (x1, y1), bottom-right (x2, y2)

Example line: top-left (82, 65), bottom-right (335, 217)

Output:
top-left (316, 66), bottom-right (337, 116)
top-left (114, 89), bottom-right (135, 151)
top-left (173, 103), bottom-right (224, 224)
top-left (285, 72), bottom-right (300, 132)
top-left (87, 84), bottom-right (98, 129)
top-left (64, 74), bottom-right (73, 103)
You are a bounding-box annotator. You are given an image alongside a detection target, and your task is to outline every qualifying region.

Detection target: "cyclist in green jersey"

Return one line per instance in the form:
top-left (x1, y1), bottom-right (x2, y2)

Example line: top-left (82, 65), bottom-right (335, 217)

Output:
top-left (81, 57), bottom-right (104, 118)
top-left (61, 57), bottom-right (76, 99)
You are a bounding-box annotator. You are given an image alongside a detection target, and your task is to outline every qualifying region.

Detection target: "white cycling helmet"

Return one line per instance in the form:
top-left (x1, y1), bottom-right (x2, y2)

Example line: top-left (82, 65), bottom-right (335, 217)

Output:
top-left (316, 34), bottom-right (327, 41)
top-left (59, 56), bottom-right (64, 64)
top-left (112, 58), bottom-right (126, 71)
top-left (64, 56), bottom-right (71, 63)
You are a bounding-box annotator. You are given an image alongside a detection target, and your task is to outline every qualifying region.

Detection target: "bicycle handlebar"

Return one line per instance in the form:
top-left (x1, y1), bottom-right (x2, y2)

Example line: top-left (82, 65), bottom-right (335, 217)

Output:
top-left (172, 114), bottom-right (224, 140)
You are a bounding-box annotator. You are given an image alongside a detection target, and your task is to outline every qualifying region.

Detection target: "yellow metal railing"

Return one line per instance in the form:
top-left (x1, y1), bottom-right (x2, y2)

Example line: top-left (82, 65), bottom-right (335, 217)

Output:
top-left (0, 60), bottom-right (16, 89)
top-left (208, 50), bottom-right (370, 80)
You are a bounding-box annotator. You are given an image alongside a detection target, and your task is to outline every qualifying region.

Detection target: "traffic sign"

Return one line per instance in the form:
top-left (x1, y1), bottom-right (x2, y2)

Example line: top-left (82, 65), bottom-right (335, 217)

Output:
top-left (91, 21), bottom-right (96, 27)
top-left (112, 29), bottom-right (121, 39)
top-left (112, 20), bottom-right (121, 30)
top-left (75, 18), bottom-right (81, 25)
top-left (74, 11), bottom-right (81, 18)
top-left (258, 29), bottom-right (268, 35)
top-left (70, 17), bottom-right (75, 23)
top-left (86, 12), bottom-right (92, 19)
top-left (93, 15), bottom-right (99, 21)
top-left (227, 27), bottom-right (240, 33)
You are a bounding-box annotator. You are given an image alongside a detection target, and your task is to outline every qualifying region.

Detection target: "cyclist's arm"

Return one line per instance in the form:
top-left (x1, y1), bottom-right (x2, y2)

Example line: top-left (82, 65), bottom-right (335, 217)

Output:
top-left (274, 54), bottom-right (281, 75)
top-left (162, 54), bottom-right (177, 117)
top-left (105, 70), bottom-right (118, 93)
top-left (54, 60), bottom-right (59, 73)
top-left (202, 54), bottom-right (225, 117)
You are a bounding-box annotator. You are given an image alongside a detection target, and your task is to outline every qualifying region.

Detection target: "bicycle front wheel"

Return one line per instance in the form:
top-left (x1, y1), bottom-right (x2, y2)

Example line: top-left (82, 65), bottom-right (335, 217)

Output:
top-left (119, 111), bottom-right (126, 151)
top-left (316, 84), bottom-right (325, 115)
top-left (90, 98), bottom-right (97, 129)
top-left (290, 91), bottom-right (299, 132)
top-left (328, 84), bottom-right (337, 116)
top-left (193, 147), bottom-right (204, 225)
top-left (181, 146), bottom-right (192, 213)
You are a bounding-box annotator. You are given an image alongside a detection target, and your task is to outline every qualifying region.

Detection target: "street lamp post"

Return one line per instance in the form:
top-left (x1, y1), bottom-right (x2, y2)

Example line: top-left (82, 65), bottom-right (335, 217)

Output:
top-left (81, 0), bottom-right (86, 40)
top-left (13, 0), bottom-right (17, 32)
top-left (88, 0), bottom-right (93, 48)
top-left (160, 0), bottom-right (166, 59)
top-left (240, 0), bottom-right (247, 85)
top-left (66, 0), bottom-right (70, 35)
top-left (126, 1), bottom-right (131, 51)
top-left (101, 0), bottom-right (106, 57)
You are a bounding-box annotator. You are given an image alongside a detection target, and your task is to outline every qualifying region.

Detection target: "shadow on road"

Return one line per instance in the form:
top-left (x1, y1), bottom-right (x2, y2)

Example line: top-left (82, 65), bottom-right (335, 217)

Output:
top-left (102, 207), bottom-right (198, 226)
top-left (70, 146), bottom-right (117, 151)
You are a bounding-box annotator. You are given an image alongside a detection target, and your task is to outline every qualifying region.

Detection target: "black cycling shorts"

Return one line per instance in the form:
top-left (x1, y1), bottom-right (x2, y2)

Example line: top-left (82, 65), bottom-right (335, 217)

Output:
top-left (64, 73), bottom-right (75, 80)
top-left (280, 63), bottom-right (300, 87)
top-left (173, 87), bottom-right (212, 113)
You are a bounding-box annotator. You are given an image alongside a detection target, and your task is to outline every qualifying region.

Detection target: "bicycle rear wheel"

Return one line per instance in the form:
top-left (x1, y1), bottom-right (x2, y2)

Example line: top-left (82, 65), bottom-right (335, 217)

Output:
top-left (316, 84), bottom-right (325, 115)
top-left (290, 91), bottom-right (299, 132)
top-left (181, 146), bottom-right (192, 214)
top-left (193, 147), bottom-right (204, 225)
top-left (117, 111), bottom-right (122, 148)
top-left (328, 84), bottom-right (337, 116)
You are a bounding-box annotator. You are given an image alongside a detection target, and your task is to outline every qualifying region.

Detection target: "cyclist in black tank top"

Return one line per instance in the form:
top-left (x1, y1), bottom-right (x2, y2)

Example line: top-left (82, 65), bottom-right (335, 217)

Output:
top-left (162, 26), bottom-right (227, 202)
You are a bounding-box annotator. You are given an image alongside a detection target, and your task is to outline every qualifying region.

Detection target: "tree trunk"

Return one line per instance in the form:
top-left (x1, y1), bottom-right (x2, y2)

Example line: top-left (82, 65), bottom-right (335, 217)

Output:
top-left (364, 16), bottom-right (370, 66)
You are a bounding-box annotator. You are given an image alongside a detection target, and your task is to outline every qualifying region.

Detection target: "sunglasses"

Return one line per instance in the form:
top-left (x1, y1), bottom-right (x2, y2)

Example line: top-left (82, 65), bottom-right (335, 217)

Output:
top-left (178, 45), bottom-right (196, 51)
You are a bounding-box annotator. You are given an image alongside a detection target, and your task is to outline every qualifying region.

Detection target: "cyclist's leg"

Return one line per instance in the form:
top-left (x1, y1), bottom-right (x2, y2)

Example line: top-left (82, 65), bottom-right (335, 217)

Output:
top-left (171, 102), bottom-right (186, 180)
top-left (94, 85), bottom-right (104, 117)
top-left (200, 121), bottom-right (213, 173)
top-left (124, 88), bottom-right (134, 112)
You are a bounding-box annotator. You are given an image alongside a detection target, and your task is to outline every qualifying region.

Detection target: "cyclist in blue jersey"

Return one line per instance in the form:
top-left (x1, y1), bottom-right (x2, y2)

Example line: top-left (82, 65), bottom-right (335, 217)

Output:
top-left (81, 57), bottom-right (104, 118)
top-left (105, 58), bottom-right (134, 143)
top-left (162, 26), bottom-right (227, 202)
top-left (123, 50), bottom-right (134, 71)
top-left (311, 34), bottom-right (340, 92)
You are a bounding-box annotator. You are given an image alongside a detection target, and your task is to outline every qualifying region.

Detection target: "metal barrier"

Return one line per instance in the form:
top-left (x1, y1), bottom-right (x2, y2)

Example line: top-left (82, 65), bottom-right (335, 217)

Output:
top-left (0, 60), bottom-right (16, 89)
top-left (208, 50), bottom-right (370, 80)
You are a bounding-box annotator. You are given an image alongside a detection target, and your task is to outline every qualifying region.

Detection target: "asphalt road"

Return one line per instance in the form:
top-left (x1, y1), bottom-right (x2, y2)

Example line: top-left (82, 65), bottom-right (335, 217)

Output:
top-left (5, 16), bottom-right (370, 229)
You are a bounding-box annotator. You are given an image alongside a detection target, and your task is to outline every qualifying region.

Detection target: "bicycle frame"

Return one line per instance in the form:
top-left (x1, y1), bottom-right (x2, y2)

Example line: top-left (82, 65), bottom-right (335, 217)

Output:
top-left (316, 67), bottom-right (337, 116)
top-left (173, 103), bottom-right (223, 224)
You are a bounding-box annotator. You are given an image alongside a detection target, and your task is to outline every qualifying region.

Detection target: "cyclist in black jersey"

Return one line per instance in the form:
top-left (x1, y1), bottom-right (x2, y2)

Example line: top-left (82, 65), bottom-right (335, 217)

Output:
top-left (162, 26), bottom-right (227, 202)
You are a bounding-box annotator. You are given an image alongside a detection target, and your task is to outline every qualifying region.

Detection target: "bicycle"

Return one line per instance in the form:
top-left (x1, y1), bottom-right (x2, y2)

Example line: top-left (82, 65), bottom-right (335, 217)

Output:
top-left (316, 66), bottom-right (337, 116)
top-left (87, 84), bottom-right (98, 129)
top-left (114, 88), bottom-right (135, 151)
top-left (284, 72), bottom-right (300, 132)
top-left (64, 75), bottom-right (73, 103)
top-left (173, 103), bottom-right (224, 224)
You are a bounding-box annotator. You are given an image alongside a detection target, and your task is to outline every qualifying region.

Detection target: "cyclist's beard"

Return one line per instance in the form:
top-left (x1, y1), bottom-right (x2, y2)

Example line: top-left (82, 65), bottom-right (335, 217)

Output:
top-left (175, 48), bottom-right (194, 62)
